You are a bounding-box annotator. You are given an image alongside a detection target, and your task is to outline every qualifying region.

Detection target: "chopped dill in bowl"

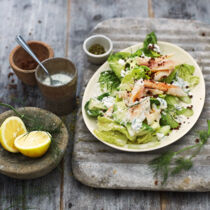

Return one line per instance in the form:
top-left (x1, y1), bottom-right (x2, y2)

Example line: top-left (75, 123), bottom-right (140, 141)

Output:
top-left (89, 44), bottom-right (106, 55)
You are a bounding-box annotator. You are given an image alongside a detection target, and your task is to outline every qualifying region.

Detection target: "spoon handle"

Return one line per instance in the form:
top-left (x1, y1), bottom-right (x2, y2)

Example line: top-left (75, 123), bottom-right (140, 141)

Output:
top-left (15, 35), bottom-right (50, 76)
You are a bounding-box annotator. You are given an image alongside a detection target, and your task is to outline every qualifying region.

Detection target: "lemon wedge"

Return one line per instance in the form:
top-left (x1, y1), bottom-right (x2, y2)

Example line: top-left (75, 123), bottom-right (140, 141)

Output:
top-left (0, 116), bottom-right (27, 153)
top-left (14, 131), bottom-right (51, 158)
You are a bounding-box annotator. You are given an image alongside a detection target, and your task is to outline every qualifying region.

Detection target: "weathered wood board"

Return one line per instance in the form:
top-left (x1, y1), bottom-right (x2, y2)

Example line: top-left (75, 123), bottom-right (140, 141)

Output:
top-left (72, 18), bottom-right (210, 191)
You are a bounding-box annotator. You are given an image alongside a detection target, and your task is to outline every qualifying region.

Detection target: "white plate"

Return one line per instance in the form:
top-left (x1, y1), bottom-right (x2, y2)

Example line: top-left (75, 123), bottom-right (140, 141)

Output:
top-left (82, 41), bottom-right (205, 152)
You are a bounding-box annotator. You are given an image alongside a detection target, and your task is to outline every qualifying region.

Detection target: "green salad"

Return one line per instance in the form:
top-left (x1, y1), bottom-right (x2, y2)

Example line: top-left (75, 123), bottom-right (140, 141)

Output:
top-left (85, 32), bottom-right (200, 149)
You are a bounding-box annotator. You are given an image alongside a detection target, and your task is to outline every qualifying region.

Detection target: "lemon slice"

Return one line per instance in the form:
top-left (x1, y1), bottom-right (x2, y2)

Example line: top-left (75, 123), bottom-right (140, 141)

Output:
top-left (14, 131), bottom-right (51, 158)
top-left (0, 116), bottom-right (27, 153)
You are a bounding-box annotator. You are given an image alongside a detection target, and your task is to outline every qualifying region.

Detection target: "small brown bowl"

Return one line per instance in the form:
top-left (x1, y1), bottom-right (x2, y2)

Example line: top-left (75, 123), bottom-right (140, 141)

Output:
top-left (35, 57), bottom-right (78, 115)
top-left (9, 41), bottom-right (54, 86)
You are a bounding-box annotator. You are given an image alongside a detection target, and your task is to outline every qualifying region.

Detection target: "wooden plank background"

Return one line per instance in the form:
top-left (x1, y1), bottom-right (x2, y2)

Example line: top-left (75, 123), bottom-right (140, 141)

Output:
top-left (0, 0), bottom-right (210, 209)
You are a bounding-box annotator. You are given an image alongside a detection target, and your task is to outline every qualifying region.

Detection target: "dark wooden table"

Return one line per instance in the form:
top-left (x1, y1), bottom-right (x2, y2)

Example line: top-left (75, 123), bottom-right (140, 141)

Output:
top-left (1, 0), bottom-right (210, 209)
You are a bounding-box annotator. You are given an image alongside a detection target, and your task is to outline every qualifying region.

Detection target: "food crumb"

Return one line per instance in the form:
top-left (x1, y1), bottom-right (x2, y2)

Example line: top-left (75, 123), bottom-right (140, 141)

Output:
top-left (201, 32), bottom-right (206, 36)
top-left (8, 84), bottom-right (17, 90)
top-left (113, 169), bottom-right (117, 175)
top-left (195, 138), bottom-right (200, 143)
top-left (154, 180), bottom-right (158, 185)
top-left (8, 72), bottom-right (14, 78)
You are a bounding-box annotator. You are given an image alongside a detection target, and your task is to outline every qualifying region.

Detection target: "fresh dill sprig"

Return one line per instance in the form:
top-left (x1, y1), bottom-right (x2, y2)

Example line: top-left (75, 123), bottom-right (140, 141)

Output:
top-left (149, 120), bottom-right (210, 185)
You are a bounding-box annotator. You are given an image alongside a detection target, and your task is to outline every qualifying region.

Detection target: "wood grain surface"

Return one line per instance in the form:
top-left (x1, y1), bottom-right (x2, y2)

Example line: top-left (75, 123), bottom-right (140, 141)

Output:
top-left (1, 0), bottom-right (210, 209)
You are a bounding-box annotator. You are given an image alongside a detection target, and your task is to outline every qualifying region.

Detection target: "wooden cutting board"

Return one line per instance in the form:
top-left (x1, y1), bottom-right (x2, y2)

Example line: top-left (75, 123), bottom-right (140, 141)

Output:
top-left (72, 18), bottom-right (210, 191)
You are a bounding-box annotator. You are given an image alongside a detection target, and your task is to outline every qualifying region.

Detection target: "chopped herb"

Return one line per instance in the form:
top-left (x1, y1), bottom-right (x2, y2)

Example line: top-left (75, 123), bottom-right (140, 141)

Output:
top-left (89, 44), bottom-right (105, 55)
top-left (149, 120), bottom-right (210, 184)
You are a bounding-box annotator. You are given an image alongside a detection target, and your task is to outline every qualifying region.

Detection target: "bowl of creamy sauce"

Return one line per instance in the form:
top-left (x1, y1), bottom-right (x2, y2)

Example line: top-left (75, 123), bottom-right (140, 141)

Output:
top-left (35, 57), bottom-right (77, 115)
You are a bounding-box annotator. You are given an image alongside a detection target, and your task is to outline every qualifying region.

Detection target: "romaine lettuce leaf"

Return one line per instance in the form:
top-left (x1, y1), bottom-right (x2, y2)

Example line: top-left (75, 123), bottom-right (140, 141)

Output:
top-left (96, 116), bottom-right (157, 146)
top-left (126, 122), bottom-right (153, 138)
top-left (165, 95), bottom-right (180, 105)
top-left (179, 96), bottom-right (191, 104)
top-left (85, 93), bottom-right (110, 117)
top-left (162, 68), bottom-right (177, 84)
top-left (108, 52), bottom-right (131, 78)
top-left (160, 112), bottom-right (179, 129)
top-left (94, 130), bottom-right (127, 147)
top-left (137, 132), bottom-right (157, 144)
top-left (112, 101), bottom-right (128, 124)
top-left (119, 66), bottom-right (150, 91)
top-left (176, 64), bottom-right (199, 87)
top-left (176, 108), bottom-right (193, 117)
top-left (96, 116), bottom-right (135, 141)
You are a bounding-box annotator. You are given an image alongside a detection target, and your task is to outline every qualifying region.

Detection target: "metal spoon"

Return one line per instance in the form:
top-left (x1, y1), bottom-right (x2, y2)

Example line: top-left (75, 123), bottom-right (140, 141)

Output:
top-left (15, 35), bottom-right (61, 86)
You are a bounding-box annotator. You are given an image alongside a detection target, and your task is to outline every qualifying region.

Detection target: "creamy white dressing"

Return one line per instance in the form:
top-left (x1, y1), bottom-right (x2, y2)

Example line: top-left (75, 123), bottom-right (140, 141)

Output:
top-left (129, 97), bottom-right (150, 131)
top-left (175, 115), bottom-right (183, 123)
top-left (157, 97), bottom-right (167, 109)
top-left (102, 96), bottom-right (115, 108)
top-left (120, 69), bottom-right (127, 77)
top-left (137, 78), bottom-right (144, 86)
top-left (148, 43), bottom-right (161, 54)
top-left (154, 44), bottom-right (161, 53)
top-left (140, 52), bottom-right (151, 59)
top-left (42, 73), bottom-right (72, 86)
top-left (131, 113), bottom-right (145, 131)
top-left (188, 91), bottom-right (193, 96)
top-left (172, 76), bottom-right (189, 92)
top-left (156, 132), bottom-right (165, 140)
top-left (174, 104), bottom-right (182, 110)
top-left (118, 59), bottom-right (125, 65)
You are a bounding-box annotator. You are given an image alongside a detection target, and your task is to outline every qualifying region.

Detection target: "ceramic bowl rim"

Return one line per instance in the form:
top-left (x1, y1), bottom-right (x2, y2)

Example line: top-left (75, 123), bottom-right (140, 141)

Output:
top-left (83, 34), bottom-right (113, 58)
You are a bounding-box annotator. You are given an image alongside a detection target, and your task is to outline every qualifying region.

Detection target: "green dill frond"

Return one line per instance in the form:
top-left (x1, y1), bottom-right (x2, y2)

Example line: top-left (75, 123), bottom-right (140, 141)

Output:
top-left (149, 120), bottom-right (210, 185)
top-left (171, 157), bottom-right (193, 175)
top-left (149, 151), bottom-right (175, 184)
